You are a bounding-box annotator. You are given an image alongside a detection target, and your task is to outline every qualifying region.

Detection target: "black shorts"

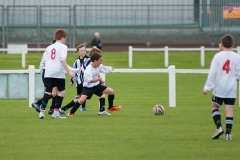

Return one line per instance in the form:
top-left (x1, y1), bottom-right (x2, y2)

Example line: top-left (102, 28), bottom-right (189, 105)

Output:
top-left (44, 78), bottom-right (65, 92)
top-left (212, 95), bottom-right (235, 106)
top-left (76, 84), bottom-right (83, 95)
top-left (82, 83), bottom-right (107, 99)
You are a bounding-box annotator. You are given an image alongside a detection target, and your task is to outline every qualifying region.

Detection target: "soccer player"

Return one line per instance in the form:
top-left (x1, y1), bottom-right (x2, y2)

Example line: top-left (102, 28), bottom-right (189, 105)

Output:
top-left (31, 39), bottom-right (58, 113)
top-left (202, 34), bottom-right (240, 140)
top-left (60, 44), bottom-right (91, 113)
top-left (39, 29), bottom-right (75, 119)
top-left (59, 46), bottom-right (107, 114)
top-left (67, 52), bottom-right (122, 116)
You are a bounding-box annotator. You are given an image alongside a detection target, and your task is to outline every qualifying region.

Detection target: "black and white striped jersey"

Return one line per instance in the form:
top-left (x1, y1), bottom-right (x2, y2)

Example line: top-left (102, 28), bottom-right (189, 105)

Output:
top-left (72, 55), bottom-right (91, 86)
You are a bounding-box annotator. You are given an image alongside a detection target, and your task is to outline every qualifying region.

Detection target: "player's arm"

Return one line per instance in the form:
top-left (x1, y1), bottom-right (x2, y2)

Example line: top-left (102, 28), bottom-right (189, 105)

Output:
top-left (99, 64), bottom-right (114, 73)
top-left (61, 60), bottom-right (74, 78)
top-left (39, 51), bottom-right (46, 75)
top-left (60, 47), bottom-right (74, 78)
top-left (236, 56), bottom-right (240, 81)
top-left (203, 56), bottom-right (218, 94)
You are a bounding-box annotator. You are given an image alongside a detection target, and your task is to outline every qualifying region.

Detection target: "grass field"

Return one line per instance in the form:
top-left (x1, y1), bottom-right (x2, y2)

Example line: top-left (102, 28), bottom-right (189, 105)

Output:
top-left (1, 51), bottom-right (240, 160)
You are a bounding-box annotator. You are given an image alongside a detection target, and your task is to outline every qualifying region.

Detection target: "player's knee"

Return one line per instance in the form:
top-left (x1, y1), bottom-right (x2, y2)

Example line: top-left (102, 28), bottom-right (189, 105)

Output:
top-left (108, 88), bottom-right (114, 95)
top-left (58, 90), bottom-right (66, 97)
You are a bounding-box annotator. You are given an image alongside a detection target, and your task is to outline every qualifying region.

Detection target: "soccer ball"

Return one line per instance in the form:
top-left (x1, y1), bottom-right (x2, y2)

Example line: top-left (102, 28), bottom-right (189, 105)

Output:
top-left (153, 104), bottom-right (164, 115)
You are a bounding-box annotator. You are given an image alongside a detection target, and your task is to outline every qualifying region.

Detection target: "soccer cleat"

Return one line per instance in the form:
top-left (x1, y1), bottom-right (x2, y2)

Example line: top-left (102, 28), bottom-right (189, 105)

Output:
top-left (52, 113), bottom-right (66, 119)
top-left (225, 134), bottom-right (232, 140)
top-left (39, 111), bottom-right (45, 119)
top-left (80, 108), bottom-right (87, 112)
top-left (59, 108), bottom-right (66, 114)
top-left (31, 103), bottom-right (40, 113)
top-left (98, 111), bottom-right (111, 115)
top-left (108, 106), bottom-right (122, 112)
top-left (67, 113), bottom-right (74, 117)
top-left (212, 127), bottom-right (224, 139)
top-left (48, 109), bottom-right (54, 115)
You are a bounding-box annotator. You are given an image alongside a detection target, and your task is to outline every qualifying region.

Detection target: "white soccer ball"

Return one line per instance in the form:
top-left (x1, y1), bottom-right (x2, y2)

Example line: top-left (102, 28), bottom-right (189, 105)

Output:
top-left (153, 104), bottom-right (164, 115)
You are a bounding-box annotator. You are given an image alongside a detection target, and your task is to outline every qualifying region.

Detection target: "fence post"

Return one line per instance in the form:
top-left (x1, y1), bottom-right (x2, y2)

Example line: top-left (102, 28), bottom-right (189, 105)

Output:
top-left (28, 65), bottom-right (35, 107)
top-left (129, 46), bottom-right (133, 68)
top-left (200, 46), bottom-right (205, 67)
top-left (238, 46), bottom-right (240, 106)
top-left (100, 73), bottom-right (105, 84)
top-left (164, 46), bottom-right (168, 67)
top-left (168, 65), bottom-right (176, 107)
top-left (22, 46), bottom-right (26, 68)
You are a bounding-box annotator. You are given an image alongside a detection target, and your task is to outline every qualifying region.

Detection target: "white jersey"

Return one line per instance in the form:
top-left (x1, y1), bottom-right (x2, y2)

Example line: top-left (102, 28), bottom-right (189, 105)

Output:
top-left (204, 50), bottom-right (240, 98)
top-left (42, 42), bottom-right (68, 78)
top-left (83, 64), bottom-right (112, 88)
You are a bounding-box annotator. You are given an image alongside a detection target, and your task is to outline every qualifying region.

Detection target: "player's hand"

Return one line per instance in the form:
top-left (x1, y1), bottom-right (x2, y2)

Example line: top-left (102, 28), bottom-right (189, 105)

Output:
top-left (100, 80), bottom-right (105, 84)
top-left (111, 67), bottom-right (115, 71)
top-left (68, 72), bottom-right (75, 78)
top-left (69, 82), bottom-right (73, 86)
top-left (98, 77), bottom-right (102, 82)
top-left (202, 90), bottom-right (207, 95)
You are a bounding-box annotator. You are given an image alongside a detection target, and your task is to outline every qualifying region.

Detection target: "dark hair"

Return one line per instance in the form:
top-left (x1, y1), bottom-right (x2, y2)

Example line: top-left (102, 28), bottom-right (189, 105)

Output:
top-left (52, 39), bottom-right (56, 44)
top-left (54, 29), bottom-right (67, 40)
top-left (91, 52), bottom-right (102, 62)
top-left (221, 34), bottom-right (234, 48)
top-left (76, 44), bottom-right (86, 52)
top-left (89, 47), bottom-right (102, 56)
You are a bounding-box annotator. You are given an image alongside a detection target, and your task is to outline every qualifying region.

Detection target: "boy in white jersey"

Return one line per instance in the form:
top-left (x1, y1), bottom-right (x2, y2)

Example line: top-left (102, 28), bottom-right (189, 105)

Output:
top-left (39, 29), bottom-right (75, 119)
top-left (68, 52), bottom-right (122, 116)
top-left (202, 34), bottom-right (240, 140)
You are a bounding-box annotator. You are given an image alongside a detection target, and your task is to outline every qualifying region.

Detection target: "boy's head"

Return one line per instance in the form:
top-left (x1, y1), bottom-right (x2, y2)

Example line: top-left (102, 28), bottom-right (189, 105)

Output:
top-left (221, 34), bottom-right (234, 49)
top-left (89, 46), bottom-right (102, 56)
top-left (54, 29), bottom-right (67, 43)
top-left (76, 44), bottom-right (86, 57)
top-left (91, 52), bottom-right (102, 66)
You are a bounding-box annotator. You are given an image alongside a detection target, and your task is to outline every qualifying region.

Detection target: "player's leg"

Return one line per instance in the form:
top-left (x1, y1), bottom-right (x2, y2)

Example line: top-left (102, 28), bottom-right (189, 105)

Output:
top-left (60, 97), bottom-right (77, 114)
top-left (211, 96), bottom-right (224, 139)
top-left (51, 79), bottom-right (66, 119)
top-left (224, 98), bottom-right (235, 140)
top-left (32, 69), bottom-right (46, 113)
top-left (78, 84), bottom-right (87, 111)
top-left (38, 78), bottom-right (54, 119)
top-left (68, 95), bottom-right (88, 116)
top-left (99, 94), bottom-right (105, 112)
top-left (102, 86), bottom-right (122, 113)
top-left (48, 87), bottom-right (58, 114)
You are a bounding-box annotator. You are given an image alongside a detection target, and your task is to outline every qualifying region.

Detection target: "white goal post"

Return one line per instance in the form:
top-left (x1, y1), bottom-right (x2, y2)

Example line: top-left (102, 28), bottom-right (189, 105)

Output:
top-left (128, 46), bottom-right (240, 68)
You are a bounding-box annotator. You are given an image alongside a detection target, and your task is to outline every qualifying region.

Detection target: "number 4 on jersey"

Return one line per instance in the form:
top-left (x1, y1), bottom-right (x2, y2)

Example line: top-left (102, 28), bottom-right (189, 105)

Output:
top-left (222, 60), bottom-right (230, 74)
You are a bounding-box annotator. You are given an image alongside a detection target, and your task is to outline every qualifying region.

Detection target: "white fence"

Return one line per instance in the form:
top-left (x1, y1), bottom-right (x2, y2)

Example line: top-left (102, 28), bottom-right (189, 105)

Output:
top-left (0, 47), bottom-right (91, 68)
top-left (2, 46), bottom-right (240, 69)
top-left (2, 65), bottom-right (240, 107)
top-left (128, 46), bottom-right (240, 68)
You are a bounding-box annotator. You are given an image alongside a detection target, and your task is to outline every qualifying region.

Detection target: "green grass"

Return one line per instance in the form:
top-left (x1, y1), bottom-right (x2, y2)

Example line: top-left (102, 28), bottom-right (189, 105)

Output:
top-left (1, 51), bottom-right (240, 160)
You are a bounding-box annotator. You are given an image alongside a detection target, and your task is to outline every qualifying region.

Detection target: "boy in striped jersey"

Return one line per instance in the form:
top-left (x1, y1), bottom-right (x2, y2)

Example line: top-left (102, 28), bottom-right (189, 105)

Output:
top-left (202, 34), bottom-right (240, 140)
top-left (60, 44), bottom-right (91, 112)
